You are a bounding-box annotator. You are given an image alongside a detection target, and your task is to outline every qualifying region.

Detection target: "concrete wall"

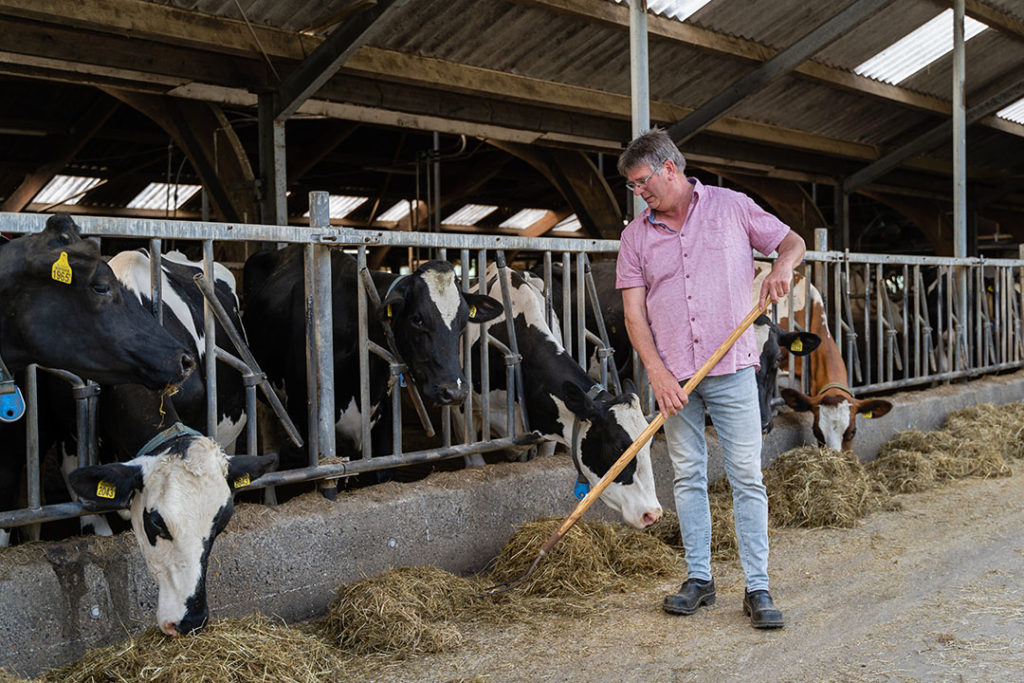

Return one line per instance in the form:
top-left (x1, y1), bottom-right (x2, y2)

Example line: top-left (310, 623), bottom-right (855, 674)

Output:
top-left (2, 370), bottom-right (1023, 677)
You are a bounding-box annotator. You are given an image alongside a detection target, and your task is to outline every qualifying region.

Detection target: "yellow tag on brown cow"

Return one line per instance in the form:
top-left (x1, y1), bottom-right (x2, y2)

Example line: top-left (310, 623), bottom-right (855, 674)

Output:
top-left (233, 474), bottom-right (251, 489)
top-left (51, 252), bottom-right (72, 285)
top-left (864, 411), bottom-right (873, 419)
top-left (791, 338), bottom-right (803, 353)
top-left (96, 480), bottom-right (116, 499)
top-left (386, 304), bottom-right (393, 318)
top-left (469, 305), bottom-right (477, 318)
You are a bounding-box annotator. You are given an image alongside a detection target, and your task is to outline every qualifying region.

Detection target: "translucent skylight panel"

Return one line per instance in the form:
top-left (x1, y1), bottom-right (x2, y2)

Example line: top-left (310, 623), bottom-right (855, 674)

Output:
top-left (32, 175), bottom-right (103, 206)
top-left (442, 204), bottom-right (498, 226)
top-left (551, 214), bottom-right (583, 233)
top-left (996, 98), bottom-right (1024, 125)
top-left (854, 9), bottom-right (987, 85)
top-left (377, 199), bottom-right (424, 222)
top-left (612, 0), bottom-right (713, 22)
top-left (499, 208), bottom-right (549, 230)
top-left (126, 182), bottom-right (202, 211)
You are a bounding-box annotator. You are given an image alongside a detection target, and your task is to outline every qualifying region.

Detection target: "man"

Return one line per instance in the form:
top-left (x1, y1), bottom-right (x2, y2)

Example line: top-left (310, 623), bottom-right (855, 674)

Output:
top-left (616, 128), bottom-right (805, 629)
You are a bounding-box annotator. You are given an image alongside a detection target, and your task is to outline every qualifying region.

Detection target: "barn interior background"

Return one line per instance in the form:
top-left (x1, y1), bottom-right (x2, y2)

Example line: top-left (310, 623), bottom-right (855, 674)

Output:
top-left (3, 0), bottom-right (1024, 677)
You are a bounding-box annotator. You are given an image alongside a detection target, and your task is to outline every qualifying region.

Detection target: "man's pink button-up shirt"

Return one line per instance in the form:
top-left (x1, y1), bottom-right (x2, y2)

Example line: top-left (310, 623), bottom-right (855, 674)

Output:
top-left (616, 178), bottom-right (790, 381)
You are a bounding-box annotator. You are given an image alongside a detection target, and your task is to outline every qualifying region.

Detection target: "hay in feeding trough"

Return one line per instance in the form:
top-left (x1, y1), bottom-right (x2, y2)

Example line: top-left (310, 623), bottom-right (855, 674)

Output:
top-left (486, 517), bottom-right (679, 597)
top-left (943, 402), bottom-right (1024, 461)
top-left (762, 446), bottom-right (893, 529)
top-left (867, 448), bottom-right (939, 493)
top-left (319, 565), bottom-right (477, 656)
top-left (643, 510), bottom-right (681, 548)
top-left (43, 613), bottom-right (346, 683)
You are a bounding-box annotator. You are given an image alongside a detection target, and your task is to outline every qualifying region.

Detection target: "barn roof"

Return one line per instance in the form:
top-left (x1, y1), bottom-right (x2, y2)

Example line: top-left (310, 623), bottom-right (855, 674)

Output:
top-left (1, 0), bottom-right (1022, 253)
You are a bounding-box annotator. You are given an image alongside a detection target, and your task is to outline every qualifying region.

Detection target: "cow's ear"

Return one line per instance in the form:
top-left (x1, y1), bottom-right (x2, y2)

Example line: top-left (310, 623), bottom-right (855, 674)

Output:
top-left (226, 454), bottom-right (278, 490)
top-left (464, 293), bottom-right (503, 323)
top-left (779, 387), bottom-right (814, 412)
top-left (377, 279), bottom-right (410, 323)
top-left (562, 382), bottom-right (600, 420)
top-left (621, 378), bottom-right (637, 396)
top-left (42, 212), bottom-right (82, 245)
top-left (779, 331), bottom-right (821, 356)
top-left (68, 463), bottom-right (143, 510)
top-left (857, 399), bottom-right (893, 419)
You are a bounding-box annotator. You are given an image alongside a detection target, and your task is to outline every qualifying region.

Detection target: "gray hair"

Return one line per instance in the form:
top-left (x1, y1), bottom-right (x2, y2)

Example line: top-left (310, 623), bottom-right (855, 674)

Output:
top-left (617, 128), bottom-right (686, 177)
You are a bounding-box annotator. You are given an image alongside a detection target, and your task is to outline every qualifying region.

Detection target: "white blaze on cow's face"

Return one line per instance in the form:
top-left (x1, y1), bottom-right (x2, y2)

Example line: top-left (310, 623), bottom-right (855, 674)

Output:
top-left (128, 438), bottom-right (233, 636)
top-left (816, 399), bottom-right (852, 452)
top-left (421, 268), bottom-right (461, 331)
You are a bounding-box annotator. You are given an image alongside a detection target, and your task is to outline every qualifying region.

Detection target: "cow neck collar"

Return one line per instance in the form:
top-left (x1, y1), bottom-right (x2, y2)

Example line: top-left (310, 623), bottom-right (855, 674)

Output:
top-left (569, 384), bottom-right (606, 482)
top-left (816, 381), bottom-right (853, 397)
top-left (135, 421), bottom-right (203, 459)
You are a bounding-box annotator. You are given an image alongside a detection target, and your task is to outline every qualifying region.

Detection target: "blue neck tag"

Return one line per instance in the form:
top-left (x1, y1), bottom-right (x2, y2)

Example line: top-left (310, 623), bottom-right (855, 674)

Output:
top-left (0, 385), bottom-right (26, 423)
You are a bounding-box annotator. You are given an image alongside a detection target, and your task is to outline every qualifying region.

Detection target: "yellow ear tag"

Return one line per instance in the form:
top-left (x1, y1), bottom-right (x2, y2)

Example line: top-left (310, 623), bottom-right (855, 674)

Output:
top-left (863, 411), bottom-right (873, 419)
top-left (96, 480), bottom-right (116, 500)
top-left (791, 338), bottom-right (803, 353)
top-left (469, 305), bottom-right (477, 318)
top-left (386, 304), bottom-right (393, 318)
top-left (233, 473), bottom-right (251, 489)
top-left (51, 252), bottom-right (72, 285)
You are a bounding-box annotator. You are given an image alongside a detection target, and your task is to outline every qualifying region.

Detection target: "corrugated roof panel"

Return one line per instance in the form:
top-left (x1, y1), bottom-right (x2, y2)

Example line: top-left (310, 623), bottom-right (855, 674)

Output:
top-left (301, 195), bottom-right (368, 219)
top-left (32, 175), bottom-right (103, 206)
top-left (997, 98), bottom-right (1024, 126)
top-left (378, 199), bottom-right (424, 222)
top-left (126, 182), bottom-right (201, 211)
top-left (499, 208), bottom-right (549, 229)
top-left (612, 0), bottom-right (713, 23)
top-left (854, 9), bottom-right (987, 85)
top-left (551, 214), bottom-right (582, 233)
top-left (442, 204), bottom-right (498, 226)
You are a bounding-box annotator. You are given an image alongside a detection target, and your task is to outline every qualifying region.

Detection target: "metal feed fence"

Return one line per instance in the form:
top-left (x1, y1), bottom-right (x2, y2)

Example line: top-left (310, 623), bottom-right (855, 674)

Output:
top-left (2, 207), bottom-right (1024, 535)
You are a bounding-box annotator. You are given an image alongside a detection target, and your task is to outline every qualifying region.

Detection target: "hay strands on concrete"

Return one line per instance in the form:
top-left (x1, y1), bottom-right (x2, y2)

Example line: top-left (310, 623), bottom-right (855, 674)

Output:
top-left (479, 301), bottom-right (768, 596)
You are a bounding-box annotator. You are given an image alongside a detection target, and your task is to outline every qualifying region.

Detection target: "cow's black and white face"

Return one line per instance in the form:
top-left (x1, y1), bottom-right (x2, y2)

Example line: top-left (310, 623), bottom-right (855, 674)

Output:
top-left (563, 383), bottom-right (661, 529)
top-left (753, 315), bottom-right (820, 433)
top-left (378, 261), bottom-right (501, 406)
top-left (68, 438), bottom-right (275, 636)
top-left (0, 214), bottom-right (194, 388)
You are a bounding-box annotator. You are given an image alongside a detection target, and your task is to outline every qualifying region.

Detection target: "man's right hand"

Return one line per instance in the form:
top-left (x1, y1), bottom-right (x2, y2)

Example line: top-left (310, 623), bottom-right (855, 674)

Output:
top-left (650, 367), bottom-right (688, 416)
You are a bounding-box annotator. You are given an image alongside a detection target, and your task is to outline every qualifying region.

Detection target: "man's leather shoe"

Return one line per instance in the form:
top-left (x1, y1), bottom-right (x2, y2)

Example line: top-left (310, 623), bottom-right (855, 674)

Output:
top-left (743, 589), bottom-right (784, 629)
top-left (662, 578), bottom-right (715, 615)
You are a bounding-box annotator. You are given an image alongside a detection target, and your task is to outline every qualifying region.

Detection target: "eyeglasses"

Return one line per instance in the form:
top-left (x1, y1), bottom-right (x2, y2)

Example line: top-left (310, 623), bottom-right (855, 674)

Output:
top-left (625, 161), bottom-right (664, 192)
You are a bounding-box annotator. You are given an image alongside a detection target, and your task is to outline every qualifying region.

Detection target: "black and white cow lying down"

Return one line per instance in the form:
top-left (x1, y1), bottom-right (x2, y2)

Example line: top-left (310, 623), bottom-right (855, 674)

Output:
top-left (458, 266), bottom-right (662, 530)
top-left (69, 428), bottom-right (276, 636)
top-left (243, 247), bottom-right (502, 467)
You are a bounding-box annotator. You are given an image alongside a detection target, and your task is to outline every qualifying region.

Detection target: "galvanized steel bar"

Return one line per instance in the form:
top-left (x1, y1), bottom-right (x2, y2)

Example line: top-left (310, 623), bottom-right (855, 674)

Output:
top-left (149, 237), bottom-right (163, 324)
top-left (309, 192), bottom-right (336, 462)
top-left (477, 249), bottom-right (489, 443)
top-left (356, 246), bottom-right (372, 460)
top-left (25, 365), bottom-right (39, 513)
top-left (203, 239), bottom-right (218, 437)
top-left (561, 252), bottom-right (572, 351)
top-left (576, 252), bottom-right (586, 369)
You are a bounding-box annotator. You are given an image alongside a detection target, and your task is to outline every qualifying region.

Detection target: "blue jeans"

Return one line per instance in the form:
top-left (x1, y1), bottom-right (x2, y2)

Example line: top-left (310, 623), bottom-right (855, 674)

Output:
top-left (664, 366), bottom-right (770, 591)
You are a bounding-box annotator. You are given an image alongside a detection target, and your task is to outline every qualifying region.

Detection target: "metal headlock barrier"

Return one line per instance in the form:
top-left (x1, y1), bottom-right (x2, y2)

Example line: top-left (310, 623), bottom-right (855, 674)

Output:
top-left (3, 207), bottom-right (1024, 534)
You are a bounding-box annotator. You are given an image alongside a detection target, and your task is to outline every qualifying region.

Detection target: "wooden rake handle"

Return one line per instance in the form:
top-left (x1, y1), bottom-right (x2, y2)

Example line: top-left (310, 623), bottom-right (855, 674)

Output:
top-left (538, 300), bottom-right (770, 555)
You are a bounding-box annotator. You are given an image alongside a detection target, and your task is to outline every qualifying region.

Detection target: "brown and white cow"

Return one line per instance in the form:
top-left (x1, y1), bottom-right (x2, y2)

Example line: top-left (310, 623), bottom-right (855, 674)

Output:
top-left (754, 263), bottom-right (893, 451)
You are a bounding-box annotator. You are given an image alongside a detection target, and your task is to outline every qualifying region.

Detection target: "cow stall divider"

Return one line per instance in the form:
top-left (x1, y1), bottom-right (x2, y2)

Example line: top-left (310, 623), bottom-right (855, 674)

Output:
top-left (5, 206), bottom-right (1024, 537)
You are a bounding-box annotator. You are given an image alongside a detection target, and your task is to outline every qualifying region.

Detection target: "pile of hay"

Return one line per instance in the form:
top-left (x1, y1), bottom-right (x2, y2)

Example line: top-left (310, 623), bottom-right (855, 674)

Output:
top-left (869, 403), bottom-right (1024, 493)
top-left (43, 614), bottom-right (347, 683)
top-left (763, 446), bottom-right (893, 528)
top-left (643, 510), bottom-right (681, 548)
top-left (486, 517), bottom-right (679, 597)
top-left (319, 565), bottom-right (477, 656)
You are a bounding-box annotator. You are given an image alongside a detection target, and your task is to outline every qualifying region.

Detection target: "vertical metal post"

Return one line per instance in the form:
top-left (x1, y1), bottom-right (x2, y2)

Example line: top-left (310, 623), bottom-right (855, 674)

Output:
top-left (203, 239), bottom-right (218, 437)
top-left (258, 91), bottom-right (288, 227)
top-left (952, 0), bottom-right (969, 370)
top-left (309, 191), bottom-right (335, 463)
top-left (629, 0), bottom-right (650, 219)
top-left (433, 132), bottom-right (441, 233)
top-left (149, 238), bottom-right (163, 324)
top-left (357, 246), bottom-right (372, 460)
top-left (561, 252), bottom-right (572, 352)
top-left (477, 249), bottom-right (489, 442)
top-left (576, 252), bottom-right (587, 369)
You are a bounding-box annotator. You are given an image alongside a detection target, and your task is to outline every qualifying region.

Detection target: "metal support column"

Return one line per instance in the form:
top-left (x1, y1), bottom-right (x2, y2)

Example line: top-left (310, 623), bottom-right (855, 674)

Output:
top-left (953, 0), bottom-right (969, 368)
top-left (309, 192), bottom-right (336, 466)
top-left (258, 92), bottom-right (287, 227)
top-left (629, 0), bottom-right (650, 219)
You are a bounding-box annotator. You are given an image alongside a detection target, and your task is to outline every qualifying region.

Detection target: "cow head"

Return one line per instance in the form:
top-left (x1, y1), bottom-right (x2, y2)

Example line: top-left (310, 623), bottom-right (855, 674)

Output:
top-left (563, 380), bottom-right (662, 529)
top-left (377, 261), bottom-right (502, 405)
top-left (753, 315), bottom-right (821, 434)
top-left (68, 437), bottom-right (276, 636)
top-left (779, 387), bottom-right (892, 452)
top-left (0, 213), bottom-right (194, 388)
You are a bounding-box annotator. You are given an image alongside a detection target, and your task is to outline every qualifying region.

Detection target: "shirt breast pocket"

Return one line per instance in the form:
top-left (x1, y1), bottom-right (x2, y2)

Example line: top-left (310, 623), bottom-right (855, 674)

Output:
top-left (702, 219), bottom-right (738, 252)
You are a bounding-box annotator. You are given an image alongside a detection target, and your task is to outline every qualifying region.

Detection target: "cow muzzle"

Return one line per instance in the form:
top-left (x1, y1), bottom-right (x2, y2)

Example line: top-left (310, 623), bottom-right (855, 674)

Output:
top-left (428, 381), bottom-right (469, 406)
top-left (162, 610), bottom-right (209, 637)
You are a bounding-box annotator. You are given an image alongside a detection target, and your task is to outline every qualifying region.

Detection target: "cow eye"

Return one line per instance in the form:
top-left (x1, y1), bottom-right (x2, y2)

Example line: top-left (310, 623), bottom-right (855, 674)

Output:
top-left (143, 508), bottom-right (173, 543)
top-left (409, 313), bottom-right (425, 329)
top-left (92, 281), bottom-right (112, 296)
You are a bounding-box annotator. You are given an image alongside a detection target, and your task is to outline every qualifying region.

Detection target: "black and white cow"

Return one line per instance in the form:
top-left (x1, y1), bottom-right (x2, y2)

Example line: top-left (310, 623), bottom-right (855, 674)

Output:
top-left (540, 259), bottom-right (820, 433)
top-left (0, 214), bottom-right (193, 388)
top-left (106, 249), bottom-right (247, 453)
top-left (460, 266), bottom-right (662, 529)
top-left (243, 247), bottom-right (503, 465)
top-left (68, 428), bottom-right (276, 636)
top-left (0, 214), bottom-right (194, 546)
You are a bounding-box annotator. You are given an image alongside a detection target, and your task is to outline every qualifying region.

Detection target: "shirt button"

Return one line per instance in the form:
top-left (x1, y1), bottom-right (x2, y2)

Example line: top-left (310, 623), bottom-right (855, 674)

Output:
top-left (687, 295), bottom-right (692, 300)
top-left (690, 317), bottom-right (695, 321)
top-left (684, 253), bottom-right (688, 257)
top-left (694, 338), bottom-right (700, 343)
top-left (686, 274), bottom-right (690, 278)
